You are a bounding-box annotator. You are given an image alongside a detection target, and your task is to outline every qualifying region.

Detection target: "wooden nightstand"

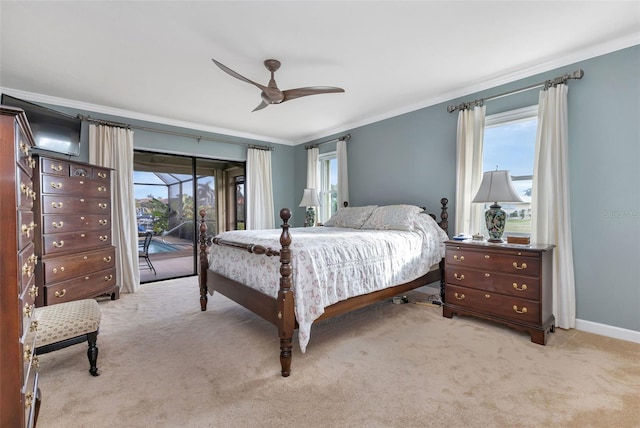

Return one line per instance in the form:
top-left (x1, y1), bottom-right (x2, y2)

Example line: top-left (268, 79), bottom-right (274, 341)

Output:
top-left (442, 240), bottom-right (555, 345)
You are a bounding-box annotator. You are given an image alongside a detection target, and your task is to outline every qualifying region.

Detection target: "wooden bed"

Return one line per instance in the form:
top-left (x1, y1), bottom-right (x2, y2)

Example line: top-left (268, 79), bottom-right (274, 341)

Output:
top-left (198, 198), bottom-right (449, 377)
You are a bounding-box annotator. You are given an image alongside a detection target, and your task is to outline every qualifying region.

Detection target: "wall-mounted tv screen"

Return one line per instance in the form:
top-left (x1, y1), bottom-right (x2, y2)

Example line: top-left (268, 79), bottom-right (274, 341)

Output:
top-left (1, 94), bottom-right (82, 156)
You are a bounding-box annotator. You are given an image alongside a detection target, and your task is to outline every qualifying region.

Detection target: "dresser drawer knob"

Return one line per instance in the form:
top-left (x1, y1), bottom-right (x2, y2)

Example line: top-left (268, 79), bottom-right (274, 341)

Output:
top-left (513, 283), bottom-right (528, 291)
top-left (454, 273), bottom-right (465, 280)
top-left (29, 285), bottom-right (38, 298)
top-left (453, 255), bottom-right (464, 261)
top-left (52, 240), bottom-right (64, 248)
top-left (54, 289), bottom-right (67, 298)
top-left (454, 292), bottom-right (465, 300)
top-left (23, 303), bottom-right (34, 318)
top-left (513, 262), bottom-right (528, 270)
top-left (513, 305), bottom-right (528, 314)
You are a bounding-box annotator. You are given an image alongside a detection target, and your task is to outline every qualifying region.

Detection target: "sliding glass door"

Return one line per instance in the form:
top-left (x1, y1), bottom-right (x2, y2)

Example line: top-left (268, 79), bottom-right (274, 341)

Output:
top-left (134, 151), bottom-right (244, 283)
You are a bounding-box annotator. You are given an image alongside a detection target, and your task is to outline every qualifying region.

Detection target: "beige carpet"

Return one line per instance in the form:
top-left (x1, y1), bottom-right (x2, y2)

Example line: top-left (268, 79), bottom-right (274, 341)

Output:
top-left (36, 277), bottom-right (639, 428)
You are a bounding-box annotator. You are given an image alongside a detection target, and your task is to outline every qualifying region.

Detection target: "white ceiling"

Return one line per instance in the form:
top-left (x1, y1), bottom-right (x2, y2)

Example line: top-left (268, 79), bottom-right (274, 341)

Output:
top-left (1, 1), bottom-right (639, 145)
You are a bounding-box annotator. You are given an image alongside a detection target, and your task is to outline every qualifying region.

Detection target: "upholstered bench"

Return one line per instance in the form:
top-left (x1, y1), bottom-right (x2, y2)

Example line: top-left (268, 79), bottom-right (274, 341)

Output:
top-left (29, 299), bottom-right (102, 376)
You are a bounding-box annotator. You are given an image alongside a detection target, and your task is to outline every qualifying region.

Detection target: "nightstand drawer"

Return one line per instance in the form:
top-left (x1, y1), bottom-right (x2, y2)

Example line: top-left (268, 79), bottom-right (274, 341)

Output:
top-left (445, 267), bottom-right (540, 300)
top-left (446, 284), bottom-right (540, 324)
top-left (445, 247), bottom-right (540, 276)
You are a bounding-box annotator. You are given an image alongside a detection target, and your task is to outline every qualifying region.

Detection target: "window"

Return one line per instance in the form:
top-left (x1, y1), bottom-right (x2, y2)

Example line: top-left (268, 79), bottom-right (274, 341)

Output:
top-left (318, 152), bottom-right (337, 223)
top-left (482, 105), bottom-right (537, 236)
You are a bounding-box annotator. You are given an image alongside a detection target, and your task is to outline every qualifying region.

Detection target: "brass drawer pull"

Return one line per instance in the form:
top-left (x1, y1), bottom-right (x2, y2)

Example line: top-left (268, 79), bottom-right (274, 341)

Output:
top-left (513, 262), bottom-right (528, 270)
top-left (51, 182), bottom-right (62, 189)
top-left (23, 346), bottom-right (32, 362)
top-left (51, 164), bottom-right (64, 172)
top-left (99, 235), bottom-right (108, 241)
top-left (97, 172), bottom-right (107, 179)
top-left (99, 219), bottom-right (108, 225)
top-left (22, 263), bottom-right (32, 276)
top-left (25, 392), bottom-right (34, 408)
top-left (104, 274), bottom-right (113, 281)
top-left (30, 320), bottom-right (39, 332)
top-left (98, 186), bottom-right (107, 192)
top-left (52, 221), bottom-right (64, 228)
top-left (52, 240), bottom-right (64, 248)
top-left (484, 255), bottom-right (490, 259)
top-left (23, 303), bottom-right (33, 318)
top-left (454, 292), bottom-right (465, 300)
top-left (29, 157), bottom-right (36, 168)
top-left (19, 140), bottom-right (29, 155)
top-left (99, 203), bottom-right (108, 209)
top-left (513, 283), bottom-right (528, 291)
top-left (54, 289), bottom-right (67, 298)
top-left (454, 273), bottom-right (465, 280)
top-left (103, 256), bottom-right (112, 262)
top-left (29, 254), bottom-right (38, 265)
top-left (29, 285), bottom-right (39, 298)
top-left (53, 266), bottom-right (65, 273)
top-left (453, 255), bottom-right (464, 261)
top-left (31, 356), bottom-right (40, 368)
top-left (513, 305), bottom-right (528, 314)
top-left (52, 201), bottom-right (64, 209)
top-left (484, 294), bottom-right (491, 299)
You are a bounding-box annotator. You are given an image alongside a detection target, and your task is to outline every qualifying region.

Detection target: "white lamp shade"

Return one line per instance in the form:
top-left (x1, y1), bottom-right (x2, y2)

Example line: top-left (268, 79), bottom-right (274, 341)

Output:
top-left (299, 188), bottom-right (321, 207)
top-left (472, 170), bottom-right (523, 203)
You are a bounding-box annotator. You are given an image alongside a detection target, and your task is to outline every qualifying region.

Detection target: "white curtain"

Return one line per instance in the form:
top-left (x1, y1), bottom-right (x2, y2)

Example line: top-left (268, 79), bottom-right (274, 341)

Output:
top-left (532, 84), bottom-right (576, 329)
top-left (246, 148), bottom-right (275, 229)
top-left (337, 139), bottom-right (349, 206)
top-left (89, 124), bottom-right (139, 293)
top-left (306, 147), bottom-right (319, 190)
top-left (455, 106), bottom-right (486, 235)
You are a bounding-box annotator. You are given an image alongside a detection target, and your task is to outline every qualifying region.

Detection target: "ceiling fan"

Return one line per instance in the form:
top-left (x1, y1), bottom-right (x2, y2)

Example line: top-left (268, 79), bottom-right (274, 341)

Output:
top-left (212, 58), bottom-right (345, 112)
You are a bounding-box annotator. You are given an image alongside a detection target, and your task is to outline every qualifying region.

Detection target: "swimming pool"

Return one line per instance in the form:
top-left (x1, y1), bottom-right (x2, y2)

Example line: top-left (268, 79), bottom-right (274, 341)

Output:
top-left (146, 240), bottom-right (180, 254)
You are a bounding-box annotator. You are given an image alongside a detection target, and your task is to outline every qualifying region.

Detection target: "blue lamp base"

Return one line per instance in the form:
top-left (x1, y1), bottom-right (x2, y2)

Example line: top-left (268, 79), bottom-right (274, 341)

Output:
top-left (484, 203), bottom-right (506, 243)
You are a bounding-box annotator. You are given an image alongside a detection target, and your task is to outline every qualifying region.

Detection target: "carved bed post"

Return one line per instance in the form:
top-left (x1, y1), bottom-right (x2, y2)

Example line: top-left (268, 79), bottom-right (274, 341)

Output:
top-left (276, 208), bottom-right (295, 377)
top-left (438, 198), bottom-right (449, 303)
top-left (198, 210), bottom-right (209, 311)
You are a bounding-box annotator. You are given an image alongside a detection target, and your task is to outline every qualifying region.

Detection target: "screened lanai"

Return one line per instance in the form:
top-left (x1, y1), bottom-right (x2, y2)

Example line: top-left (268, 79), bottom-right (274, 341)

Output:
top-left (133, 151), bottom-right (245, 283)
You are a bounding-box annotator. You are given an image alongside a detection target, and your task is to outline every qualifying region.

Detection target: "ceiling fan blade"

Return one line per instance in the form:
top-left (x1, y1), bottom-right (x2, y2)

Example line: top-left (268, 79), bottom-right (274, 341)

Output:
top-left (252, 100), bottom-right (269, 112)
top-left (212, 59), bottom-right (267, 91)
top-left (282, 86), bottom-right (345, 102)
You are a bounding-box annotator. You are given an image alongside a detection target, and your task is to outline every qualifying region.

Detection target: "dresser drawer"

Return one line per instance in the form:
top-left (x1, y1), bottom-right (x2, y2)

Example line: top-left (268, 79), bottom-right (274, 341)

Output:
top-left (446, 284), bottom-right (540, 324)
top-left (17, 167), bottom-right (36, 210)
top-left (42, 213), bottom-right (110, 234)
top-left (445, 247), bottom-right (540, 276)
top-left (41, 157), bottom-right (70, 176)
top-left (445, 267), bottom-right (540, 300)
top-left (18, 210), bottom-right (36, 250)
top-left (43, 247), bottom-right (116, 284)
top-left (19, 281), bottom-right (37, 339)
top-left (41, 174), bottom-right (110, 197)
top-left (41, 230), bottom-right (111, 256)
top-left (41, 194), bottom-right (110, 215)
top-left (44, 266), bottom-right (116, 305)
top-left (18, 243), bottom-right (37, 293)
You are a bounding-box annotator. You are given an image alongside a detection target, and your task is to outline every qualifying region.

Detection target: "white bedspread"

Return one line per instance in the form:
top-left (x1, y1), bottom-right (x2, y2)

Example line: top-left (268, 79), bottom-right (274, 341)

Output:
top-left (208, 214), bottom-right (448, 352)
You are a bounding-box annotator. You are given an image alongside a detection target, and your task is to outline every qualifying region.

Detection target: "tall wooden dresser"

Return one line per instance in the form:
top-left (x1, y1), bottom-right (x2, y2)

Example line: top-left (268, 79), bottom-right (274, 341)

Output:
top-left (33, 155), bottom-right (119, 307)
top-left (1, 106), bottom-right (41, 427)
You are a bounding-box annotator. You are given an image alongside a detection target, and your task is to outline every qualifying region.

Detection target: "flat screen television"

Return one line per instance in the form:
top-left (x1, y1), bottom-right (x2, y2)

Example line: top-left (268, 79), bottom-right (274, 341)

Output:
top-left (1, 94), bottom-right (82, 156)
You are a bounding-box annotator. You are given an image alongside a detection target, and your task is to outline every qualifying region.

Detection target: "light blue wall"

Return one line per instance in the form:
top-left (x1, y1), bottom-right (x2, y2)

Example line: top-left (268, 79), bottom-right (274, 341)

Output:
top-left (297, 45), bottom-right (640, 332)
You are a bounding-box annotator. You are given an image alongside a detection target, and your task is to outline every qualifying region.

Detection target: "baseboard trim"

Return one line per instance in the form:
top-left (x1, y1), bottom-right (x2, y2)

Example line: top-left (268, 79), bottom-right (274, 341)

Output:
top-left (575, 318), bottom-right (640, 344)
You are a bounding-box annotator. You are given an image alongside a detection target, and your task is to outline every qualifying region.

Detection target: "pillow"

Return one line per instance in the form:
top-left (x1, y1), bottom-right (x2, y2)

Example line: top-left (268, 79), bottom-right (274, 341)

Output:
top-left (361, 204), bottom-right (423, 231)
top-left (323, 205), bottom-right (378, 228)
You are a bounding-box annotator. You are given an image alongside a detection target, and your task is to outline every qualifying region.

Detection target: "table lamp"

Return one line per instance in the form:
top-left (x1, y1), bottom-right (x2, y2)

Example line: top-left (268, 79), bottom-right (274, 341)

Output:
top-left (299, 188), bottom-right (321, 227)
top-left (472, 170), bottom-right (523, 242)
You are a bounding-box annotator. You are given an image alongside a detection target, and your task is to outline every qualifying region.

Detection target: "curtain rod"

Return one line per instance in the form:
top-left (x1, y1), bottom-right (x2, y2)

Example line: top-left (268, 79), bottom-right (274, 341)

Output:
top-left (78, 114), bottom-right (275, 151)
top-left (305, 133), bottom-right (351, 150)
top-left (446, 69), bottom-right (584, 113)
